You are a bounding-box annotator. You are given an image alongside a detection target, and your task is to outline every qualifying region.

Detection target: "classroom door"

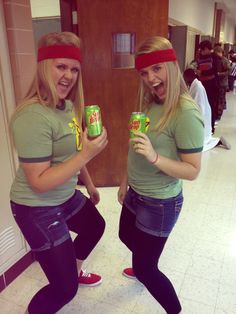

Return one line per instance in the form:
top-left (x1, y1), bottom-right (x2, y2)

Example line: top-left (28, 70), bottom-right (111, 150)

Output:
top-left (76, 0), bottom-right (168, 186)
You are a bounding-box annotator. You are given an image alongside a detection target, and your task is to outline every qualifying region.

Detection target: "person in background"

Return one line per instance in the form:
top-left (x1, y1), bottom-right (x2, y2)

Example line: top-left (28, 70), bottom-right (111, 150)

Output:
top-left (183, 68), bottom-right (231, 151)
top-left (197, 40), bottom-right (218, 133)
top-left (10, 32), bottom-right (108, 314)
top-left (188, 48), bottom-right (200, 71)
top-left (214, 42), bottom-right (222, 48)
top-left (228, 49), bottom-right (236, 63)
top-left (118, 36), bottom-right (204, 314)
top-left (214, 46), bottom-right (231, 119)
top-left (228, 49), bottom-right (236, 91)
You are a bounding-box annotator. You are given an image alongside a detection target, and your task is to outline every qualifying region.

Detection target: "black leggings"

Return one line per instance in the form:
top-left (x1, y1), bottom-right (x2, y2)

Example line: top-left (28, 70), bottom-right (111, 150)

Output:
top-left (28, 199), bottom-right (105, 314)
top-left (119, 205), bottom-right (181, 314)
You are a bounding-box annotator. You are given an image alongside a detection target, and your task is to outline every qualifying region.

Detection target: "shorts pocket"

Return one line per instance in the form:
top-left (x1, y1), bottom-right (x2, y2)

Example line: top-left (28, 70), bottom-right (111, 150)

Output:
top-left (11, 202), bottom-right (70, 251)
top-left (11, 202), bottom-right (50, 251)
top-left (135, 193), bottom-right (183, 236)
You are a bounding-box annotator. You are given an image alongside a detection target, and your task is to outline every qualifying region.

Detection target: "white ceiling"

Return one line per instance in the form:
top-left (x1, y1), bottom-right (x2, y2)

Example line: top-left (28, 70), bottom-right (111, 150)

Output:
top-left (218, 0), bottom-right (236, 22)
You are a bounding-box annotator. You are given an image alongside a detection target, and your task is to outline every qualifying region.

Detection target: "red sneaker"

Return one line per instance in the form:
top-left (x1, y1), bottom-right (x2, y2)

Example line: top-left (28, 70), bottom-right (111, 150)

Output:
top-left (122, 267), bottom-right (136, 279)
top-left (79, 270), bottom-right (102, 287)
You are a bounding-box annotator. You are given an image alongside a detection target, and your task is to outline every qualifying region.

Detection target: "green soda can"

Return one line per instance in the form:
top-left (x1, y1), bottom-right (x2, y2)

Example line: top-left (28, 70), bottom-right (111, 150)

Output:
top-left (84, 105), bottom-right (103, 137)
top-left (129, 112), bottom-right (150, 138)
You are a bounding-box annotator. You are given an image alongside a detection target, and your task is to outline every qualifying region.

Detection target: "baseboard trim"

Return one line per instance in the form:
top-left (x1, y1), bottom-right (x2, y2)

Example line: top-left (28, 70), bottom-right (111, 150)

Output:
top-left (0, 251), bottom-right (35, 292)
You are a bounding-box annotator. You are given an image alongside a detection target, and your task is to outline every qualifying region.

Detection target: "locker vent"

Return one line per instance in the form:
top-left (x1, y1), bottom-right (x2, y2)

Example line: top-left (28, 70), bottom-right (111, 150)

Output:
top-left (0, 226), bottom-right (15, 256)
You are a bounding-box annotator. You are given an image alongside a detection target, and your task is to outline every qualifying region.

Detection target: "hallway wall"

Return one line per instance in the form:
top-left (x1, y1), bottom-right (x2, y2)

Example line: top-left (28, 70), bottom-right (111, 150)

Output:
top-left (169, 0), bottom-right (236, 43)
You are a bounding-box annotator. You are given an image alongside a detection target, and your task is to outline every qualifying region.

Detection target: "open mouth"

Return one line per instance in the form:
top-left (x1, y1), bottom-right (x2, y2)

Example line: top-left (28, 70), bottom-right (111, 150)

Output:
top-left (59, 81), bottom-right (70, 89)
top-left (57, 81), bottom-right (72, 96)
top-left (152, 82), bottom-right (162, 90)
top-left (152, 82), bottom-right (165, 98)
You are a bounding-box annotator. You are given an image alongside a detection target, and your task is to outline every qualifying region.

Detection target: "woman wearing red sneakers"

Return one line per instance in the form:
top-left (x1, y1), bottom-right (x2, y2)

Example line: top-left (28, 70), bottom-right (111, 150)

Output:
top-left (10, 32), bottom-right (108, 314)
top-left (118, 36), bottom-right (204, 314)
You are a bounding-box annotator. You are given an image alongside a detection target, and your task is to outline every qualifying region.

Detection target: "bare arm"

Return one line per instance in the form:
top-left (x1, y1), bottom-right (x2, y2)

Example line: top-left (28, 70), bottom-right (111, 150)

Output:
top-left (117, 149), bottom-right (129, 205)
top-left (131, 132), bottom-right (201, 181)
top-left (118, 171), bottom-right (128, 205)
top-left (21, 128), bottom-right (108, 193)
top-left (79, 166), bottom-right (100, 204)
top-left (153, 151), bottom-right (201, 180)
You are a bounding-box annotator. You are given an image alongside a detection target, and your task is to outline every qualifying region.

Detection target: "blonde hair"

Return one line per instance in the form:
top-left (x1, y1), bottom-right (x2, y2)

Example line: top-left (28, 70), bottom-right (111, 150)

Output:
top-left (13, 32), bottom-right (84, 126)
top-left (135, 36), bottom-right (193, 131)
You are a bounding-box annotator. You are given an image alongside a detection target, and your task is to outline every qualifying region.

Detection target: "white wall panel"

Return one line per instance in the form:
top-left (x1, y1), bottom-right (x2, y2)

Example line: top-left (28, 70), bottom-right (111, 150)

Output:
top-left (169, 0), bottom-right (235, 43)
top-left (169, 0), bottom-right (215, 36)
top-left (0, 2), bottom-right (28, 274)
top-left (30, 0), bottom-right (60, 18)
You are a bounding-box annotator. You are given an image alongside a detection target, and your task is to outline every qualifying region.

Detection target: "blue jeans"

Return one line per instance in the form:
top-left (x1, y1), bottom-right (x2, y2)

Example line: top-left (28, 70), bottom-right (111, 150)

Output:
top-left (124, 188), bottom-right (183, 237)
top-left (11, 193), bottom-right (105, 313)
top-left (10, 189), bottom-right (87, 252)
top-left (119, 188), bottom-right (183, 313)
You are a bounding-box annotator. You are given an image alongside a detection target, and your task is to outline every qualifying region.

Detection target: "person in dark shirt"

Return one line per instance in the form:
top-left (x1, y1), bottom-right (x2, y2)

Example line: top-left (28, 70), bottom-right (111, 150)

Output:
top-left (183, 68), bottom-right (231, 151)
top-left (214, 46), bottom-right (231, 119)
top-left (197, 40), bottom-right (218, 133)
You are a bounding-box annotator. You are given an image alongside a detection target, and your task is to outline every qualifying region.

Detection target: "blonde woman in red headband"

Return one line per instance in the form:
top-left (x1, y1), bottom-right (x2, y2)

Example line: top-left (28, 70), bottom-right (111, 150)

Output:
top-left (118, 36), bottom-right (204, 313)
top-left (10, 32), bottom-right (108, 314)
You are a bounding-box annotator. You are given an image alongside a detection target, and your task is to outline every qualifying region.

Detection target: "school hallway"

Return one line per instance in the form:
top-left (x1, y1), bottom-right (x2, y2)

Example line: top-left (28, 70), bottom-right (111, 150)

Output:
top-left (0, 92), bottom-right (236, 314)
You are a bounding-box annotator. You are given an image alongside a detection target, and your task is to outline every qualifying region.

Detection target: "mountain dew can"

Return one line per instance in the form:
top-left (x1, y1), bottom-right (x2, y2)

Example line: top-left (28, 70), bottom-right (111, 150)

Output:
top-left (129, 112), bottom-right (150, 138)
top-left (85, 105), bottom-right (103, 137)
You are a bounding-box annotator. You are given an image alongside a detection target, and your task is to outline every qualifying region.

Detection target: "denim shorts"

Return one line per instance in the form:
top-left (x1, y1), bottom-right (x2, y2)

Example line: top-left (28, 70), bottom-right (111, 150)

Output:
top-left (10, 190), bottom-right (86, 252)
top-left (124, 188), bottom-right (183, 237)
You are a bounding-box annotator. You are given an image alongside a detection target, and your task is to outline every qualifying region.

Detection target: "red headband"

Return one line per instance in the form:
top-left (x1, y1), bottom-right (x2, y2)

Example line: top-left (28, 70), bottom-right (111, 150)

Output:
top-left (135, 49), bottom-right (177, 70)
top-left (37, 45), bottom-right (82, 62)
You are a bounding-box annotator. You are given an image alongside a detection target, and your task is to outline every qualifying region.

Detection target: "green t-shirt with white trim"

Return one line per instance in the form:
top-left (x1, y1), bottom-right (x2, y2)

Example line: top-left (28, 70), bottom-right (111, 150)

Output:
top-left (128, 96), bottom-right (204, 199)
top-left (10, 101), bottom-right (82, 206)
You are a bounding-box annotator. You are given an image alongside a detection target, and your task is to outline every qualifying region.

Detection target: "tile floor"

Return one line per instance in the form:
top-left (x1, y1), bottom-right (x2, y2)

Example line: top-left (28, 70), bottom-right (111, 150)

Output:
top-left (1, 92), bottom-right (236, 313)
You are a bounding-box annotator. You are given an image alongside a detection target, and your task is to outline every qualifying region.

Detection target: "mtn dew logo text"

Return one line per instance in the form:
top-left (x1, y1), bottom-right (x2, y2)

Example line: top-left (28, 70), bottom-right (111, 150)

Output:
top-left (85, 105), bottom-right (103, 137)
top-left (129, 112), bottom-right (150, 138)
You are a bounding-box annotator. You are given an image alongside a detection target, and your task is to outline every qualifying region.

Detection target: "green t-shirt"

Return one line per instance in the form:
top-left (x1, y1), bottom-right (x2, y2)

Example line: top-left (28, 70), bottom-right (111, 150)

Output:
top-left (10, 101), bottom-right (81, 206)
top-left (128, 96), bottom-right (204, 199)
